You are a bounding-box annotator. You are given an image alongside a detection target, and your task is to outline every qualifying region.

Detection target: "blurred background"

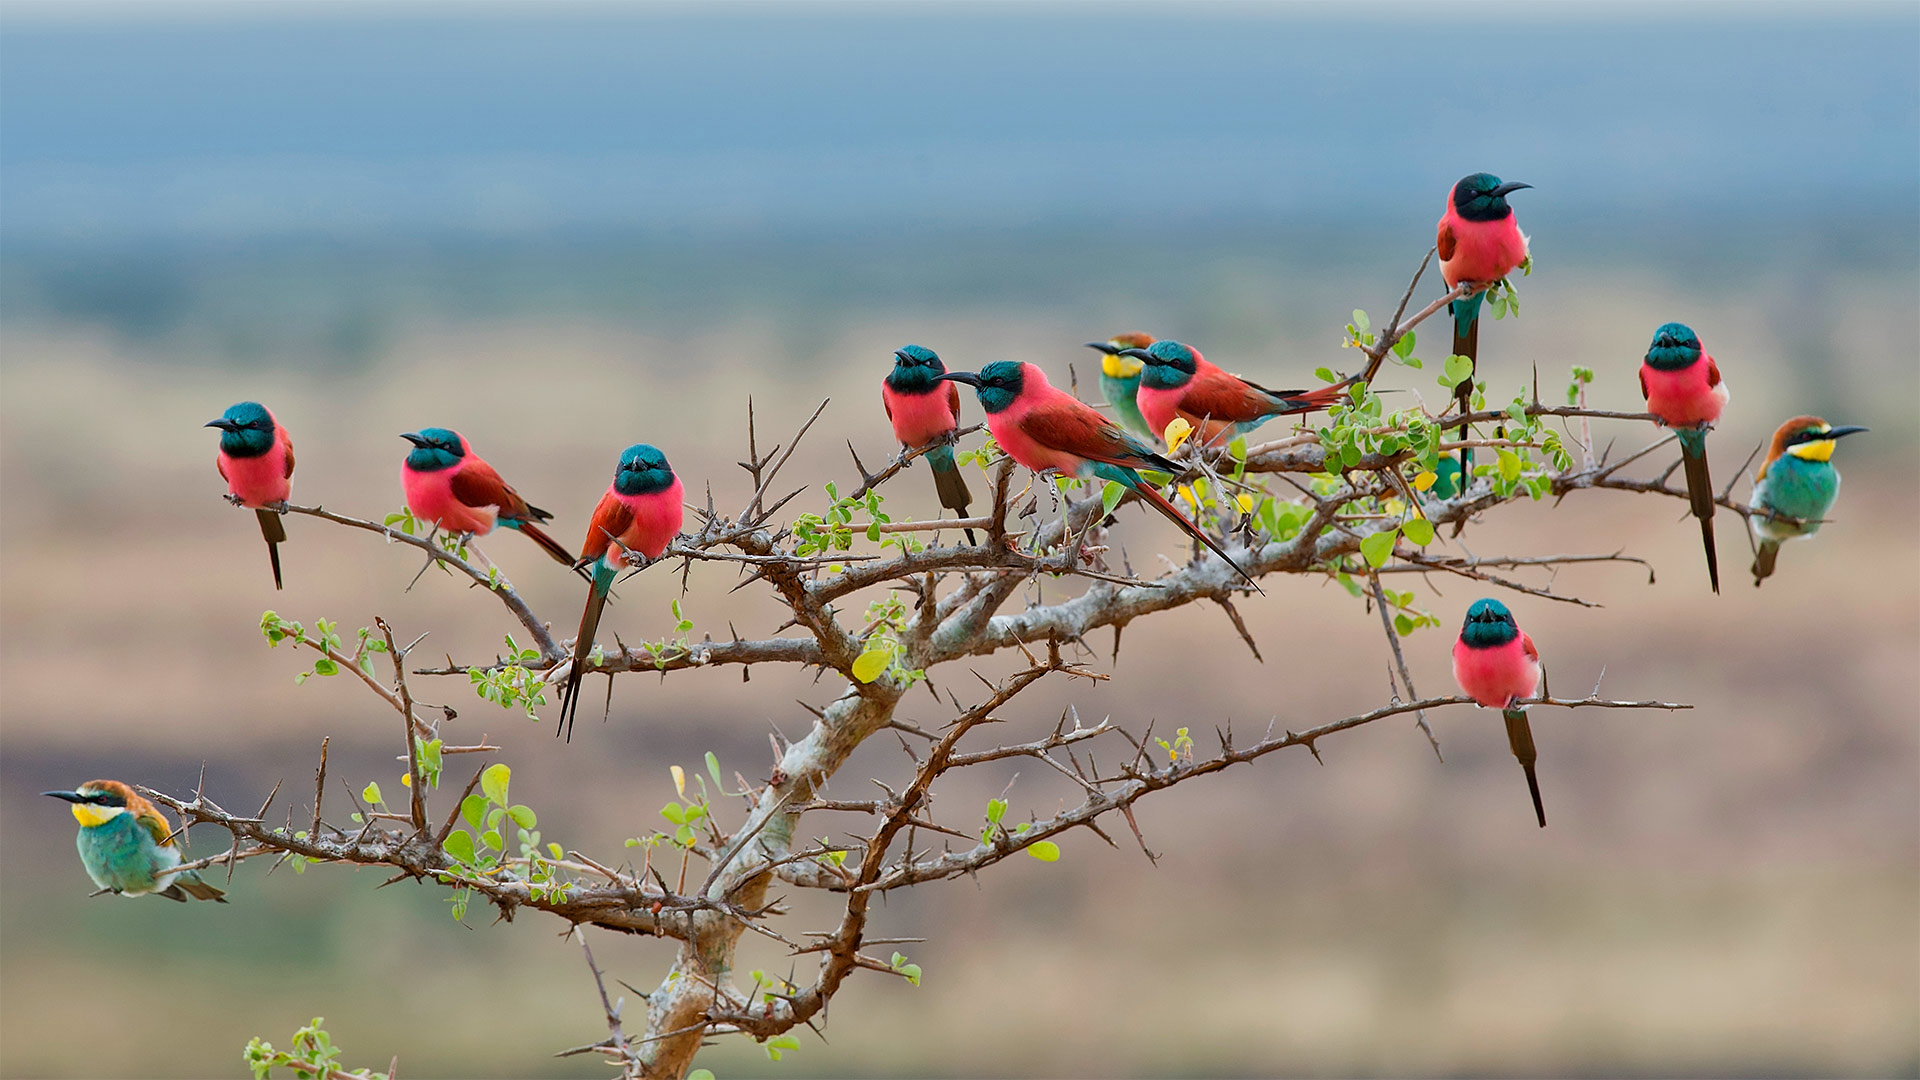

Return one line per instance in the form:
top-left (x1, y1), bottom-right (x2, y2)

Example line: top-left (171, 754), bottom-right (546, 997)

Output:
top-left (2, 3), bottom-right (1916, 1076)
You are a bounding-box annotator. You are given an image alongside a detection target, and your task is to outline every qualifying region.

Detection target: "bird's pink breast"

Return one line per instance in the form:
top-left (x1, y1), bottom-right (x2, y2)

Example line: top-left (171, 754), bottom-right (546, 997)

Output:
top-left (1135, 384), bottom-right (1180, 441)
top-left (403, 465), bottom-right (496, 535)
top-left (219, 439), bottom-right (291, 507)
top-left (1440, 211), bottom-right (1529, 287)
top-left (883, 384), bottom-right (958, 447)
top-left (1451, 637), bottom-right (1540, 709)
top-left (1640, 361), bottom-right (1728, 427)
top-left (607, 479), bottom-right (685, 566)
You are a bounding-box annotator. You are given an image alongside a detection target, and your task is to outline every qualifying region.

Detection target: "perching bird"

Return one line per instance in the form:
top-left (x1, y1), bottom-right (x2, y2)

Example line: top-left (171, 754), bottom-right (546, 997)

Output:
top-left (1749, 416), bottom-right (1866, 586)
top-left (207, 401), bottom-right (294, 590)
top-left (939, 361), bottom-right (1256, 587)
top-left (1083, 332), bottom-right (1157, 441)
top-left (1121, 339), bottom-right (1355, 448)
top-left (1437, 172), bottom-right (1531, 464)
top-left (556, 444), bottom-right (684, 741)
top-left (1638, 323), bottom-right (1730, 593)
top-left (883, 345), bottom-right (976, 545)
top-left (400, 428), bottom-right (574, 568)
top-left (44, 781), bottom-right (227, 902)
top-left (1451, 598), bottom-right (1546, 828)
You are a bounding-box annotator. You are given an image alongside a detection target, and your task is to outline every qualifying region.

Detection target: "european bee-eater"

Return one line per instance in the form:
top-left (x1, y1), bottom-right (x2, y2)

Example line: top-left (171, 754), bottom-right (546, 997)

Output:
top-left (44, 781), bottom-right (227, 902)
top-left (1437, 172), bottom-right (1531, 449)
top-left (1120, 339), bottom-right (1354, 448)
top-left (208, 401), bottom-right (293, 590)
top-left (1637, 323), bottom-right (1729, 593)
top-left (400, 428), bottom-right (573, 567)
top-left (1451, 598), bottom-right (1546, 828)
top-left (1749, 416), bottom-right (1866, 586)
top-left (882, 345), bottom-right (975, 544)
top-left (939, 362), bottom-right (1255, 586)
top-left (1083, 332), bottom-right (1156, 441)
top-left (556, 443), bottom-right (684, 741)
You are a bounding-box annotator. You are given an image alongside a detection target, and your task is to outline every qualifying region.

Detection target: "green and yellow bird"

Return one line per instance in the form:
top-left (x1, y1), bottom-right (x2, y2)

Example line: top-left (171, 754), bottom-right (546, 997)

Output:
top-left (1749, 415), bottom-right (1866, 587)
top-left (44, 780), bottom-right (226, 902)
top-left (1083, 332), bottom-right (1157, 441)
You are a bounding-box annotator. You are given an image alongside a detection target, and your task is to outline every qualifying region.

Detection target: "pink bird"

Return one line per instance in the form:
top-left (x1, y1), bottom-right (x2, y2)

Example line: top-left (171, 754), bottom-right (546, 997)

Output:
top-left (399, 427), bottom-right (574, 567)
top-left (1638, 322), bottom-right (1729, 593)
top-left (882, 345), bottom-right (975, 543)
top-left (1437, 172), bottom-right (1532, 444)
top-left (208, 401), bottom-right (294, 590)
top-left (1451, 597), bottom-right (1547, 828)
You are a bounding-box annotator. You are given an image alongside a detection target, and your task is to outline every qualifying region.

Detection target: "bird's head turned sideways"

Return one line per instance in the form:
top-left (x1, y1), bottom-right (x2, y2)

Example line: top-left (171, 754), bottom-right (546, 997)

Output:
top-left (206, 401), bottom-right (276, 458)
top-left (1643, 322), bottom-right (1703, 371)
top-left (400, 427), bottom-right (466, 471)
top-left (1771, 416), bottom-right (1868, 467)
top-left (887, 344), bottom-right (948, 393)
top-left (1459, 597), bottom-right (1520, 648)
top-left (1085, 333), bottom-right (1153, 379)
top-left (940, 360), bottom-right (1025, 414)
top-left (1126, 339), bottom-right (1199, 390)
top-left (614, 443), bottom-right (677, 495)
top-left (44, 780), bottom-right (137, 828)
top-left (1452, 172), bottom-right (1531, 222)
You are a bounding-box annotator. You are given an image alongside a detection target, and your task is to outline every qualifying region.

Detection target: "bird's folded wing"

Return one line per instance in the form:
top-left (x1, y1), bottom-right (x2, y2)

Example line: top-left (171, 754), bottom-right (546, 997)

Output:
top-left (578, 493), bottom-right (636, 565)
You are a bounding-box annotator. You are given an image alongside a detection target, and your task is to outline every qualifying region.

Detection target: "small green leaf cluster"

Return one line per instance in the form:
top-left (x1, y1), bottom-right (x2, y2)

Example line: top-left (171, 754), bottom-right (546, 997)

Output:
top-left (1565, 364), bottom-right (1595, 406)
top-left (978, 798), bottom-right (1060, 861)
top-left (440, 764), bottom-right (566, 916)
top-left (956, 434), bottom-right (1002, 472)
top-left (469, 634), bottom-right (547, 717)
top-left (1317, 382), bottom-right (1444, 475)
top-left (1486, 275), bottom-right (1522, 320)
top-left (261, 612), bottom-right (391, 683)
top-left (1382, 585), bottom-right (1442, 637)
top-left (794, 482), bottom-right (892, 556)
top-left (1154, 726), bottom-right (1195, 765)
top-left (764, 1034), bottom-right (802, 1062)
top-left (244, 1017), bottom-right (387, 1080)
top-left (889, 951), bottom-right (923, 986)
top-left (851, 592), bottom-right (925, 686)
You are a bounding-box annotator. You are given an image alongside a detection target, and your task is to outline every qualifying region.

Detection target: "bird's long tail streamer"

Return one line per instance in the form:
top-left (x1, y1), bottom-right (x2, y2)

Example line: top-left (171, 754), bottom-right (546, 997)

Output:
top-left (926, 443), bottom-right (977, 545)
top-left (1097, 465), bottom-right (1260, 591)
top-left (558, 563), bottom-right (616, 742)
top-left (1751, 538), bottom-right (1780, 586)
top-left (1676, 427), bottom-right (1720, 594)
top-left (1503, 707), bottom-right (1547, 828)
top-left (255, 508), bottom-right (287, 591)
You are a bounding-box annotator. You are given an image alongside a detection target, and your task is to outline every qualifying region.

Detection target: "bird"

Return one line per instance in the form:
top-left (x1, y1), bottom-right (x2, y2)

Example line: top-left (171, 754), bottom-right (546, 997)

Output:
top-left (1749, 416), bottom-right (1866, 586)
top-left (1637, 322), bottom-right (1730, 593)
top-left (1437, 172), bottom-right (1531, 468)
top-left (44, 781), bottom-right (227, 902)
top-left (938, 361), bottom-right (1257, 587)
top-left (1120, 339), bottom-right (1356, 448)
top-left (1083, 332), bottom-right (1157, 441)
top-left (556, 443), bottom-right (685, 741)
top-left (207, 401), bottom-right (294, 590)
top-left (882, 345), bottom-right (976, 545)
top-left (399, 428), bottom-right (574, 568)
top-left (1450, 598), bottom-right (1547, 828)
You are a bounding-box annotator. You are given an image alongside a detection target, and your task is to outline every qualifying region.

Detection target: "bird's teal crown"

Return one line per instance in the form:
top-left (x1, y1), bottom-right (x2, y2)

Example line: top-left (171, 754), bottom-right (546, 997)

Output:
top-left (1452, 172), bottom-right (1529, 223)
top-left (402, 427), bottom-right (466, 472)
top-left (1460, 597), bottom-right (1519, 648)
top-left (1644, 322), bottom-right (1702, 372)
top-left (1136, 340), bottom-right (1198, 390)
top-left (961, 361), bottom-right (1026, 414)
top-left (886, 345), bottom-right (947, 395)
top-left (208, 401), bottom-right (276, 458)
top-left (614, 443), bottom-right (676, 496)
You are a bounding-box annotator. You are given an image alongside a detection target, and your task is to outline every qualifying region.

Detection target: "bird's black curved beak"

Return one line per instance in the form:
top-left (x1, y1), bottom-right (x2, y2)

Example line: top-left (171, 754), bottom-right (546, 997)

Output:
top-left (1119, 347), bottom-right (1155, 361)
top-left (938, 372), bottom-right (982, 387)
top-left (399, 432), bottom-right (430, 447)
top-left (893, 349), bottom-right (912, 363)
top-left (43, 791), bottom-right (85, 803)
top-left (1492, 181), bottom-right (1533, 198)
top-left (1084, 341), bottom-right (1119, 355)
top-left (1828, 425), bottom-right (1869, 439)
top-left (206, 419), bottom-right (240, 431)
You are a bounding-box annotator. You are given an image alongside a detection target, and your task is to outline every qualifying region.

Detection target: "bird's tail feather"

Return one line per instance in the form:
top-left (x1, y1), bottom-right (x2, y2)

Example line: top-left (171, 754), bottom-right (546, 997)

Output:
top-left (1676, 429), bottom-right (1720, 594)
top-left (167, 872), bottom-right (228, 903)
top-left (1451, 291), bottom-right (1484, 477)
top-left (1502, 707), bottom-right (1546, 828)
top-left (1751, 538), bottom-right (1780, 586)
top-left (926, 444), bottom-right (978, 546)
top-left (558, 565), bottom-right (616, 742)
top-left (1101, 467), bottom-right (1260, 591)
top-left (512, 519), bottom-right (580, 569)
top-left (255, 508), bottom-right (286, 590)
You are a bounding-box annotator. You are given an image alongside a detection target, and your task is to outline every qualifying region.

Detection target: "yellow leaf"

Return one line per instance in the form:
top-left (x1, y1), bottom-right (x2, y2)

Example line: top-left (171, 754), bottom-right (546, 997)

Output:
top-left (1413, 470), bottom-right (1437, 492)
top-left (670, 765), bottom-right (686, 797)
top-left (400, 772), bottom-right (412, 788)
top-left (1163, 417), bottom-right (1193, 455)
top-left (851, 647), bottom-right (890, 684)
top-left (1235, 493), bottom-right (1255, 513)
top-left (1177, 484), bottom-right (1197, 509)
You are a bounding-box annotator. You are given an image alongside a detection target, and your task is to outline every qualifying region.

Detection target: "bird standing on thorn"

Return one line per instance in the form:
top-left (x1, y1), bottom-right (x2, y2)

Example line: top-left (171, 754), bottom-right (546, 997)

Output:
top-left (882, 345), bottom-right (976, 545)
top-left (940, 361), bottom-right (1258, 587)
top-left (399, 427), bottom-right (575, 569)
top-left (1083, 332), bottom-right (1157, 441)
top-left (1637, 322), bottom-right (1729, 593)
top-left (45, 781), bottom-right (227, 902)
top-left (208, 401), bottom-right (294, 590)
top-left (1451, 598), bottom-right (1547, 828)
top-left (1749, 416), bottom-right (1866, 586)
top-left (1123, 339), bottom-right (1356, 449)
top-left (1437, 172), bottom-right (1531, 471)
top-left (557, 443), bottom-right (684, 741)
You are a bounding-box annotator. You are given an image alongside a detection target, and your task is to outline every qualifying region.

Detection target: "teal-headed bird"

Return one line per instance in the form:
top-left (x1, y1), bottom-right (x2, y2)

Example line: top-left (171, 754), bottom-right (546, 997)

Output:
top-left (1450, 599), bottom-right (1547, 828)
top-left (1083, 332), bottom-right (1157, 441)
top-left (44, 780), bottom-right (227, 901)
top-left (1638, 322), bottom-right (1730, 593)
top-left (882, 345), bottom-right (976, 545)
top-left (1749, 416), bottom-right (1866, 586)
top-left (1438, 173), bottom-right (1531, 474)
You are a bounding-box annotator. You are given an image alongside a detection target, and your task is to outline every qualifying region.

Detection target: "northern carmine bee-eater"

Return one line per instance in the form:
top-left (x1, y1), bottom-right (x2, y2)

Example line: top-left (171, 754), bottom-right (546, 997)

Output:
top-left (208, 401), bottom-right (293, 590)
top-left (1451, 598), bottom-right (1547, 828)
top-left (556, 444), bottom-right (684, 741)
top-left (939, 361), bottom-right (1256, 586)
top-left (1437, 172), bottom-right (1531, 442)
top-left (1637, 323), bottom-right (1729, 593)
top-left (1083, 332), bottom-right (1157, 441)
top-left (883, 345), bottom-right (976, 544)
top-left (1749, 416), bottom-right (1866, 586)
top-left (400, 428), bottom-right (574, 567)
top-left (44, 781), bottom-right (227, 902)
top-left (1120, 339), bottom-right (1355, 448)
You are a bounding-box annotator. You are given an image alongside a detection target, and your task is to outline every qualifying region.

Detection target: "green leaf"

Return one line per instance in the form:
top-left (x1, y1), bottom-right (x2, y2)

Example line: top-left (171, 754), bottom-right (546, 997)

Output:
top-left (1392, 330), bottom-right (1416, 358)
top-left (898, 963), bottom-right (922, 986)
top-left (460, 794), bottom-right (486, 831)
top-left (1401, 517), bottom-right (1435, 546)
top-left (851, 647), bottom-right (890, 684)
top-left (1359, 528), bottom-right (1398, 568)
top-left (1351, 308), bottom-right (1370, 333)
top-left (1443, 353), bottom-right (1475, 387)
top-left (1100, 480), bottom-right (1125, 519)
top-left (1394, 613), bottom-right (1416, 636)
top-left (1027, 840), bottom-right (1061, 862)
top-left (480, 763), bottom-right (510, 807)
top-left (507, 804), bottom-right (537, 830)
top-left (689, 1072), bottom-right (716, 1080)
top-left (481, 829), bottom-right (503, 851)
top-left (361, 781), bottom-right (382, 806)
top-left (443, 830), bottom-right (475, 866)
top-left (660, 802), bottom-right (687, 825)
top-left (311, 657), bottom-right (338, 677)
top-left (986, 797), bottom-right (1007, 825)
top-left (1313, 366), bottom-right (1336, 384)
top-left (1497, 447), bottom-right (1523, 482)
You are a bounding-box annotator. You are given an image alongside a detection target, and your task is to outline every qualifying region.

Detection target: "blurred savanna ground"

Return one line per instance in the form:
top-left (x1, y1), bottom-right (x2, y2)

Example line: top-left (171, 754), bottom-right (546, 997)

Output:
top-left (2, 4), bottom-right (1916, 1077)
